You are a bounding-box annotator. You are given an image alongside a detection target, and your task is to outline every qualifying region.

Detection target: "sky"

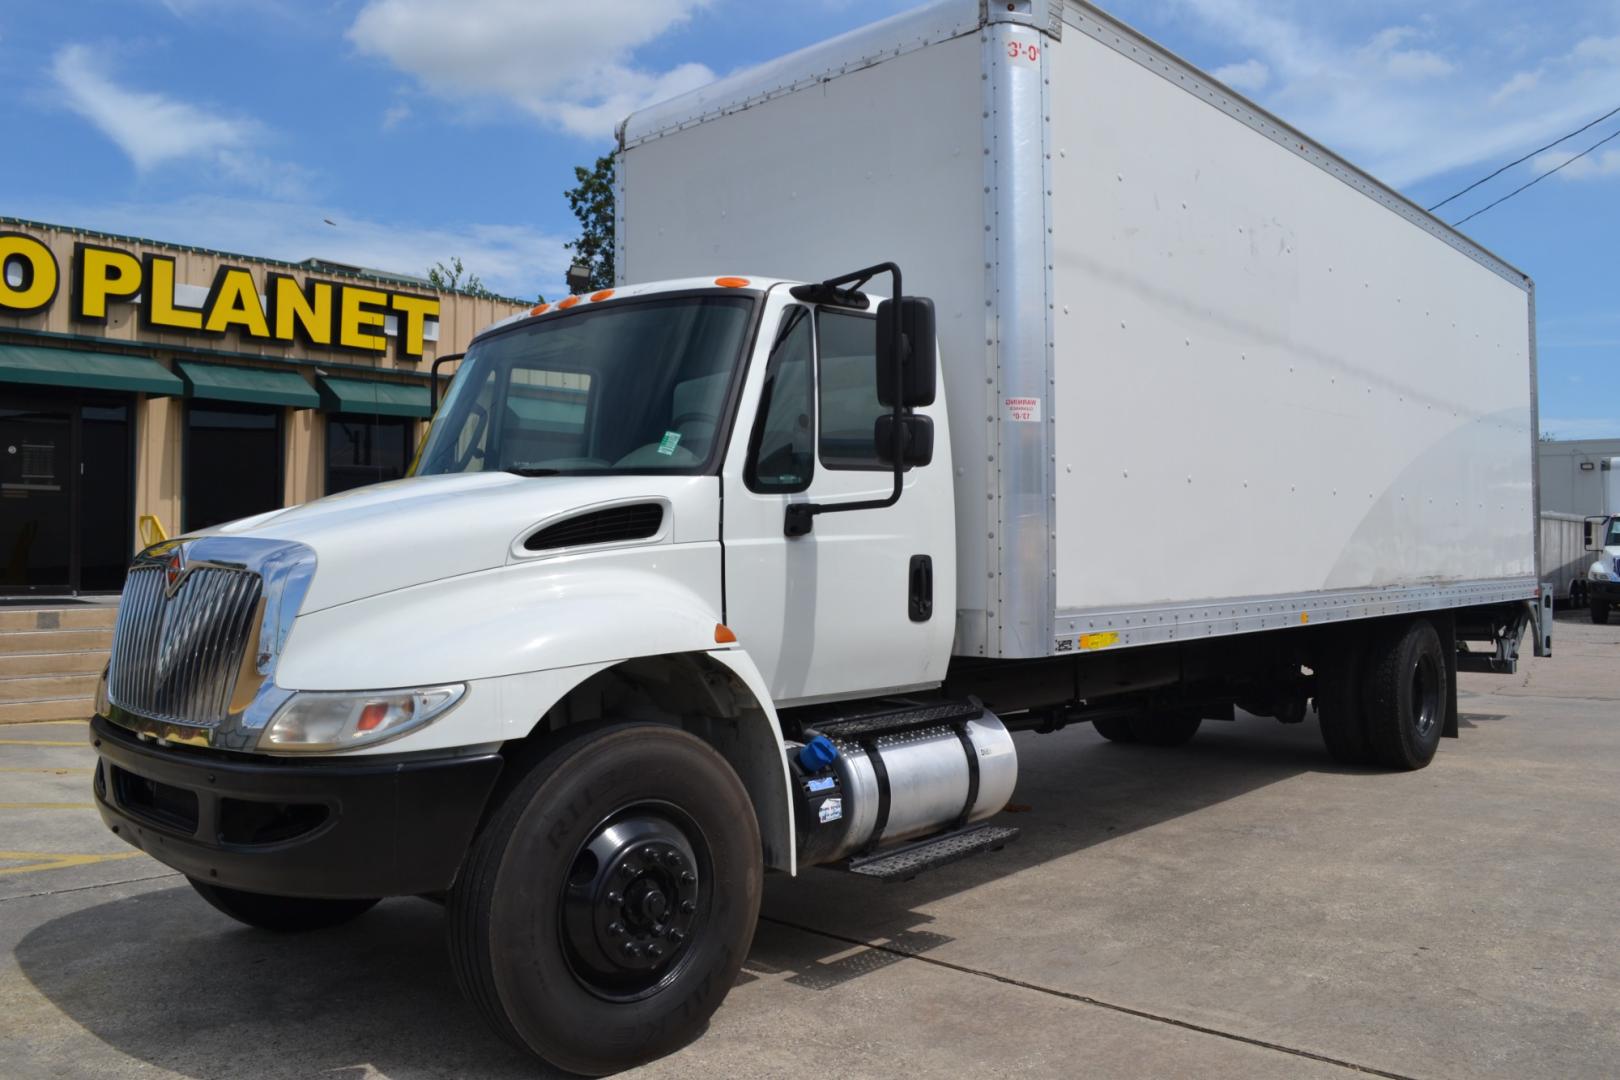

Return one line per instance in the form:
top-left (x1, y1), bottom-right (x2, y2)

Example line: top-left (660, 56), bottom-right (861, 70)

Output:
top-left (2, 0), bottom-right (1617, 437)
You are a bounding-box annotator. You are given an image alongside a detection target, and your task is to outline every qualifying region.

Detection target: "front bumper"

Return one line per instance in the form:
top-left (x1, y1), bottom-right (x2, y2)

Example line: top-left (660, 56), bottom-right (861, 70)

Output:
top-left (92, 715), bottom-right (503, 899)
top-left (1590, 579), bottom-right (1620, 604)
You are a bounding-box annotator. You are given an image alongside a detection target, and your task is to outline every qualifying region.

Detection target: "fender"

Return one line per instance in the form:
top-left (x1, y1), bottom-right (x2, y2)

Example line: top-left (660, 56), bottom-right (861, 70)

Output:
top-left (274, 554), bottom-right (799, 871)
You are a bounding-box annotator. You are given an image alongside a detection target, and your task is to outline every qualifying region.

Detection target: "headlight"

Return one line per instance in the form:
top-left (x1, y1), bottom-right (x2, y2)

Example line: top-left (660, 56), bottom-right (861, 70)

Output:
top-left (258, 684), bottom-right (466, 753)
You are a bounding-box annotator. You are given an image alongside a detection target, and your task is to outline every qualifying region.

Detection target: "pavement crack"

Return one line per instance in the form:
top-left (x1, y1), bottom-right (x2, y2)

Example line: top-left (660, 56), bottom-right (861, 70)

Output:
top-left (1, 871), bottom-right (181, 904)
top-left (759, 915), bottom-right (1422, 1080)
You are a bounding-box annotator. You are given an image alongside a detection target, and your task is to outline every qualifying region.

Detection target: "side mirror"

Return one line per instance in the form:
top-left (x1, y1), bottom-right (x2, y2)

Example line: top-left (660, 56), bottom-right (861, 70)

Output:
top-left (874, 413), bottom-right (934, 468)
top-left (1589, 517), bottom-right (1611, 552)
top-left (875, 296), bottom-right (936, 407)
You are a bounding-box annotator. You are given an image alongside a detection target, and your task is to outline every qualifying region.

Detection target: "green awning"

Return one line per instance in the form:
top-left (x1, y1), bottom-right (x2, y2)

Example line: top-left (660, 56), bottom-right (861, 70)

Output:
top-left (0, 343), bottom-right (183, 396)
top-left (178, 361), bottom-right (320, 409)
top-left (317, 375), bottom-right (430, 418)
top-left (505, 392), bottom-right (586, 432)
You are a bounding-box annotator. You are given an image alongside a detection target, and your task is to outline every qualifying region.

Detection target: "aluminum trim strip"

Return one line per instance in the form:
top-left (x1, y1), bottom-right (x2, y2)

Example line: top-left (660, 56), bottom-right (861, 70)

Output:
top-left (1052, 578), bottom-right (1540, 652)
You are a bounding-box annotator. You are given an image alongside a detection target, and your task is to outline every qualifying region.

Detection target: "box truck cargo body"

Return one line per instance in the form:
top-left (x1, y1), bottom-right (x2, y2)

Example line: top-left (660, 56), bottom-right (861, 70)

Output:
top-left (618, 0), bottom-right (1540, 663)
top-left (88, 1), bottom-right (1550, 1073)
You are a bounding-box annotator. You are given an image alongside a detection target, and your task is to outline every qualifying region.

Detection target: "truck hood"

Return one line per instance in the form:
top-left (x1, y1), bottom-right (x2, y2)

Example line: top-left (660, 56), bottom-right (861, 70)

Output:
top-left (199, 472), bottom-right (719, 613)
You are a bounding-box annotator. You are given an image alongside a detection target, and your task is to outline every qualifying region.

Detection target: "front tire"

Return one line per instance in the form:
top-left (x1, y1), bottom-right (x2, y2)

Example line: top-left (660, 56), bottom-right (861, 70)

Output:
top-left (449, 723), bottom-right (762, 1076)
top-left (188, 879), bottom-right (378, 932)
top-left (1592, 599), bottom-right (1611, 625)
top-left (1364, 618), bottom-right (1448, 771)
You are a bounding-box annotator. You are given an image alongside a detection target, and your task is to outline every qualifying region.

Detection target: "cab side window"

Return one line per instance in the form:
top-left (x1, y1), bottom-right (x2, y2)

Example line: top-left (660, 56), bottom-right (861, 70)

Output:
top-left (816, 308), bottom-right (884, 470)
top-left (746, 306), bottom-right (815, 493)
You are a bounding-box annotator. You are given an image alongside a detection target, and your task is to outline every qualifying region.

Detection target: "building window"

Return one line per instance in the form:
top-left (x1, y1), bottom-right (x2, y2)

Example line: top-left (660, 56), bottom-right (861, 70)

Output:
top-left (816, 308), bottom-right (885, 470)
top-left (184, 402), bottom-right (283, 532)
top-left (326, 413), bottom-right (414, 495)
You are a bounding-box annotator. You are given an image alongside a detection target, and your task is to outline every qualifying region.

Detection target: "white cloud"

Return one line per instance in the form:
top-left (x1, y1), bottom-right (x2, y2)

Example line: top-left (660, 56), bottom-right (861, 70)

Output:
top-left (347, 0), bottom-right (717, 140)
top-left (52, 44), bottom-right (252, 172)
top-left (1530, 147), bottom-right (1620, 181)
top-left (1156, 1), bottom-right (1620, 189)
top-left (14, 194), bottom-right (571, 302)
top-left (1490, 71), bottom-right (1540, 105)
top-left (1213, 58), bottom-right (1269, 93)
top-left (382, 102), bottom-right (411, 131)
top-left (51, 44), bottom-right (310, 197)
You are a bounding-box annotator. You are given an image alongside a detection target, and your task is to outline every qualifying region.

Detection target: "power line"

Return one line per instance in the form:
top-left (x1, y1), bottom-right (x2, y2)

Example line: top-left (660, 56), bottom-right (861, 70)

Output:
top-left (1452, 125), bottom-right (1620, 227)
top-left (1427, 103), bottom-right (1620, 212)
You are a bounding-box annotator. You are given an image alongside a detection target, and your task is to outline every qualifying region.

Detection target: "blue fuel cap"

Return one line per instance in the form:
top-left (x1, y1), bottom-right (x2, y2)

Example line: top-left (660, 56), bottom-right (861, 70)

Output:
top-left (798, 736), bottom-right (839, 773)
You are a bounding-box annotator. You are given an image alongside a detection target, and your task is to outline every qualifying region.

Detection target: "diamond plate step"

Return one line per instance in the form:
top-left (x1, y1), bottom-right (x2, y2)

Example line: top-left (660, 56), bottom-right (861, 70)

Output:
top-left (846, 823), bottom-right (1020, 883)
top-left (810, 700), bottom-right (984, 741)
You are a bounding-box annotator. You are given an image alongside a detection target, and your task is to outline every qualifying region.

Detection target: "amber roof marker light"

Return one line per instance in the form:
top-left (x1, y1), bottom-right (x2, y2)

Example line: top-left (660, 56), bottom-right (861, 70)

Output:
top-left (590, 289), bottom-right (615, 302)
top-left (714, 277), bottom-right (751, 288)
top-left (558, 295), bottom-right (581, 309)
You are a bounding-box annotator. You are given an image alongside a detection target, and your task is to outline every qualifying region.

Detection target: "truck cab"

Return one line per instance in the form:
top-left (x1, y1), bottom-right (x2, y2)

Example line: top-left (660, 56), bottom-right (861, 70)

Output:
top-left (92, 271), bottom-right (975, 1075)
top-left (1585, 513), bottom-right (1620, 623)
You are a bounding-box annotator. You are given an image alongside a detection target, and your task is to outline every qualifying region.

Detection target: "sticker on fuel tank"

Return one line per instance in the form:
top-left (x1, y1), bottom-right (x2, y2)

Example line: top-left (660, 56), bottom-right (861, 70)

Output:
top-left (818, 797), bottom-right (843, 824)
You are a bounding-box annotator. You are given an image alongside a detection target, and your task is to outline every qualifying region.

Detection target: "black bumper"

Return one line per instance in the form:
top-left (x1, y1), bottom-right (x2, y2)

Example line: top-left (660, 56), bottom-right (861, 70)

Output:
top-left (92, 715), bottom-right (503, 899)
top-left (1590, 580), bottom-right (1620, 604)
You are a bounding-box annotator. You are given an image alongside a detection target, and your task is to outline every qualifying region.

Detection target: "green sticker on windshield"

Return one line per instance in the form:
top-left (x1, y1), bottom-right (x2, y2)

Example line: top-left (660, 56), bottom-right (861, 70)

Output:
top-left (657, 431), bottom-right (682, 456)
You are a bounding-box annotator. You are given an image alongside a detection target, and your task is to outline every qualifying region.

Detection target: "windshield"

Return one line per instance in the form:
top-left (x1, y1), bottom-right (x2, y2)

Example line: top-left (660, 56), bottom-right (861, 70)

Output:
top-left (416, 294), bottom-right (756, 477)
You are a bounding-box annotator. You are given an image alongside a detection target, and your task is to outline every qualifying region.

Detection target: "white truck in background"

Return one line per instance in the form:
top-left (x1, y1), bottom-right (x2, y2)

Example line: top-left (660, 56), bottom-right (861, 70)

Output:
top-left (1581, 463), bottom-right (1620, 621)
top-left (91, 1), bottom-right (1549, 1073)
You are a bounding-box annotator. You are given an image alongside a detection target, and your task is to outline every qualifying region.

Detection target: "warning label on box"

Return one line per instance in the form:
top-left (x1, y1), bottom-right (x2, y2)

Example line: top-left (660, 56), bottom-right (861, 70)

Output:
top-left (1003, 396), bottom-right (1042, 423)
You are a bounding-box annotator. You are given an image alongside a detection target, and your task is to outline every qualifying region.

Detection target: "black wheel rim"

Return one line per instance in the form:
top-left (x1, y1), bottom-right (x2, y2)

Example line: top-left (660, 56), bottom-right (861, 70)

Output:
top-left (1411, 653), bottom-right (1441, 739)
top-left (559, 802), bottom-right (709, 1003)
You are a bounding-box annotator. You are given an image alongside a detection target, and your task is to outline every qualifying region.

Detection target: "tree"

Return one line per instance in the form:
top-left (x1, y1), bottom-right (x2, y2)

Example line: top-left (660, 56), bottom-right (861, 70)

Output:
top-left (564, 153), bottom-right (615, 292)
top-left (427, 257), bottom-right (494, 298)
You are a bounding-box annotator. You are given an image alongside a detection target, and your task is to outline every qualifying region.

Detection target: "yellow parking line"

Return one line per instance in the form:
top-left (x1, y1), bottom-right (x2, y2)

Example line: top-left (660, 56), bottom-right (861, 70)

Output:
top-left (0, 802), bottom-right (95, 810)
top-left (0, 739), bottom-right (86, 747)
top-left (12, 719), bottom-right (89, 726)
top-left (0, 850), bottom-right (144, 876)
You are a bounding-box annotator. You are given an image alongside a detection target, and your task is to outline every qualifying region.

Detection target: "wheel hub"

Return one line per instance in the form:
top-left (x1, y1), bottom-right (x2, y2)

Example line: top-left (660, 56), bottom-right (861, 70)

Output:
top-left (561, 810), bottom-right (704, 999)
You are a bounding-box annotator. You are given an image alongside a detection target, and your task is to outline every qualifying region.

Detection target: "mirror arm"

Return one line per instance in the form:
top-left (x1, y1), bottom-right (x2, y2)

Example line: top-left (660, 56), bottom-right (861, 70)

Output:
top-left (429, 352), bottom-right (465, 413)
top-left (785, 263), bottom-right (907, 538)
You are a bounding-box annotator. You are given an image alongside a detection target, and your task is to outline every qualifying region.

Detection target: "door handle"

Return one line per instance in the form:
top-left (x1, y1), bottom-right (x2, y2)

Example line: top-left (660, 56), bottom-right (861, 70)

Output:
top-left (908, 554), bottom-right (933, 622)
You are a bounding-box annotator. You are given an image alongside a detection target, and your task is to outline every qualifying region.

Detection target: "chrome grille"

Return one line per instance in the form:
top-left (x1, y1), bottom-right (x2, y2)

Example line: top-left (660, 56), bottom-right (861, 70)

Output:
top-left (108, 563), bottom-right (264, 727)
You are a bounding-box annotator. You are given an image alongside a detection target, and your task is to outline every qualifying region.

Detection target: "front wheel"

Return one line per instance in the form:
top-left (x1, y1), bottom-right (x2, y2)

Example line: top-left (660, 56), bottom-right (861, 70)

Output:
top-left (188, 879), bottom-right (378, 932)
top-left (449, 723), bottom-right (762, 1076)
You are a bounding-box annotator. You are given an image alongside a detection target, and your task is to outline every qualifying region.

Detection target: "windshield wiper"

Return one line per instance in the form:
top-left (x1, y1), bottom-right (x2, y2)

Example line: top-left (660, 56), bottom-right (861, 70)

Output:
top-left (505, 466), bottom-right (563, 477)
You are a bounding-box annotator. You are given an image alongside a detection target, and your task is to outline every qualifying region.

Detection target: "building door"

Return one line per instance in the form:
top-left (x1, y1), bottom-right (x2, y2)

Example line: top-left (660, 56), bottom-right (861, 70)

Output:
top-left (326, 413), bottom-right (413, 495)
top-left (0, 393), bottom-right (133, 594)
top-left (184, 403), bottom-right (283, 532)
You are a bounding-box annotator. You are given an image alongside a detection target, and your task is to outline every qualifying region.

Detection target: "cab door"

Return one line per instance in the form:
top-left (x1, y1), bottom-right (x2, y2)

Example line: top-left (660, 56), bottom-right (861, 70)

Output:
top-left (721, 292), bottom-right (955, 706)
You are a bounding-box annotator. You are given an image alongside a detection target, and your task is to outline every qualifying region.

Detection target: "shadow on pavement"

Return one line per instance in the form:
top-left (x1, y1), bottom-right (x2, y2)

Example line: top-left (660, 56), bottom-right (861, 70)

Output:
top-left (15, 710), bottom-right (1504, 1076)
top-left (15, 889), bottom-right (559, 1080)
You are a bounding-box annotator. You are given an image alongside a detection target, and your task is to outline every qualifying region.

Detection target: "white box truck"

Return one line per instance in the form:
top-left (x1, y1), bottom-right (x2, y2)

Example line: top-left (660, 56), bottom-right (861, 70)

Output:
top-left (90, 1), bottom-right (1549, 1072)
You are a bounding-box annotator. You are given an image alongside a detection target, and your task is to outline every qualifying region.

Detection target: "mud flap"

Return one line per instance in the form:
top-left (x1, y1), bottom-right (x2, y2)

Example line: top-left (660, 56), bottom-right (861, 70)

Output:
top-left (1439, 614), bottom-right (1459, 739)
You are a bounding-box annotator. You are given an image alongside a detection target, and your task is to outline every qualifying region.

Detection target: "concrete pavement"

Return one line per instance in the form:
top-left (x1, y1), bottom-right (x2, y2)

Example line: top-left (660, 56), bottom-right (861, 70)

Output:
top-left (2, 614), bottom-right (1616, 1078)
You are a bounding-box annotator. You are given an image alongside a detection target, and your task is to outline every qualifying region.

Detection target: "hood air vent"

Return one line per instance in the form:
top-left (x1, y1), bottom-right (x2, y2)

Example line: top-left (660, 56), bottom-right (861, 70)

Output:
top-left (524, 503), bottom-right (665, 552)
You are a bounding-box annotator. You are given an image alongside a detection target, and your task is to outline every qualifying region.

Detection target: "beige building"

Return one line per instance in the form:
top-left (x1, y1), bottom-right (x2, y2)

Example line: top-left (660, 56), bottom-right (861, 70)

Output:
top-left (0, 217), bottom-right (530, 594)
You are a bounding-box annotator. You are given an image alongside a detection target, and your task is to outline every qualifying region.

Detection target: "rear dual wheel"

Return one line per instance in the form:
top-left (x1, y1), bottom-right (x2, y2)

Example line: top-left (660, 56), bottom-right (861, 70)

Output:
top-left (1316, 618), bottom-right (1448, 771)
top-left (1092, 712), bottom-right (1202, 747)
top-left (449, 723), bottom-right (762, 1076)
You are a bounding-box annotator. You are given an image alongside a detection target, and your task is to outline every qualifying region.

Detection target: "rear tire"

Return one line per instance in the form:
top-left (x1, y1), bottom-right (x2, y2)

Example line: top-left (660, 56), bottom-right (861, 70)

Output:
top-left (188, 879), bottom-right (378, 932)
top-left (1363, 619), bottom-right (1448, 771)
top-left (1127, 711), bottom-right (1202, 747)
top-left (449, 723), bottom-right (762, 1076)
top-left (1592, 599), bottom-right (1611, 625)
top-left (1316, 635), bottom-right (1376, 766)
top-left (1091, 716), bottom-right (1136, 743)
